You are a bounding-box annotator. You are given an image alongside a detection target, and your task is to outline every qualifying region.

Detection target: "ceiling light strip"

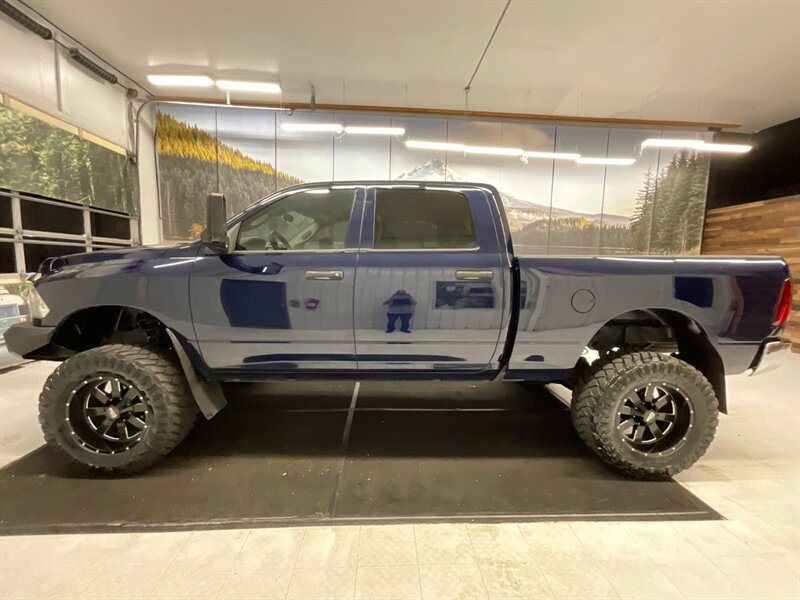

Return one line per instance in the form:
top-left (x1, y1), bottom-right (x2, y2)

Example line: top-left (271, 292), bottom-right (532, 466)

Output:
top-left (405, 140), bottom-right (583, 161)
top-left (344, 126), bottom-right (406, 135)
top-left (642, 138), bottom-right (751, 153)
top-left (147, 75), bottom-right (215, 87)
top-left (281, 123), bottom-right (344, 132)
top-left (216, 80), bottom-right (281, 93)
top-left (576, 157), bottom-right (636, 166)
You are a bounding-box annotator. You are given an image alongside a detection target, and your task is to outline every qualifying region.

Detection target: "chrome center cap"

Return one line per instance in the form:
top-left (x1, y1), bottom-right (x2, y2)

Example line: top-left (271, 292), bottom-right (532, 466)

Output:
top-left (106, 406), bottom-right (120, 420)
top-left (643, 411), bottom-right (656, 424)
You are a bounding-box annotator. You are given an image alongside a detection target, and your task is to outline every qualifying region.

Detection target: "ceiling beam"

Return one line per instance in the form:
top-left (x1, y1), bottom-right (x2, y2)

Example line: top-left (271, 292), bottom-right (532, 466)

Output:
top-left (147, 96), bottom-right (741, 130)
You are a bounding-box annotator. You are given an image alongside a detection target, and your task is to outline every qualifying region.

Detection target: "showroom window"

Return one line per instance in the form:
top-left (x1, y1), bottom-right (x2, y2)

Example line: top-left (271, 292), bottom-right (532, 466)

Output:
top-left (373, 189), bottom-right (476, 249)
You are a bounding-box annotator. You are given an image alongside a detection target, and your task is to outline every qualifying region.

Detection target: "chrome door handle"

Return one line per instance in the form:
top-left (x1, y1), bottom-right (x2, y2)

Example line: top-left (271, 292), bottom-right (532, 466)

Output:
top-left (455, 270), bottom-right (494, 281)
top-left (306, 270), bottom-right (344, 280)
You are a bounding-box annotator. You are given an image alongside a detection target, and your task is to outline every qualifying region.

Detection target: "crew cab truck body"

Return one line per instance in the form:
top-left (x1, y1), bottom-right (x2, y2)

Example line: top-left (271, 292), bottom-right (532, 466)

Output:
top-left (5, 182), bottom-right (792, 478)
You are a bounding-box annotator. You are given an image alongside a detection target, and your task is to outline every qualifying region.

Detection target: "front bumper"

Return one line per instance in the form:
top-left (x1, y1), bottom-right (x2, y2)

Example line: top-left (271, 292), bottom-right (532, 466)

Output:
top-left (748, 336), bottom-right (791, 375)
top-left (3, 322), bottom-right (56, 359)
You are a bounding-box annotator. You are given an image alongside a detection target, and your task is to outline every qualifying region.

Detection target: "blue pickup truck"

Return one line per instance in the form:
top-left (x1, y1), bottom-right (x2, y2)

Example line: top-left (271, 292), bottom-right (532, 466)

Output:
top-left (4, 182), bottom-right (792, 479)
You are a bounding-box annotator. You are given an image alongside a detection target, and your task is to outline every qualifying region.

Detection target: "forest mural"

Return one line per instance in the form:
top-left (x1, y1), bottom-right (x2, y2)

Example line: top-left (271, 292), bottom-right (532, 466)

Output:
top-left (157, 113), bottom-right (301, 239)
top-left (0, 105), bottom-right (138, 216)
top-left (155, 105), bottom-right (710, 254)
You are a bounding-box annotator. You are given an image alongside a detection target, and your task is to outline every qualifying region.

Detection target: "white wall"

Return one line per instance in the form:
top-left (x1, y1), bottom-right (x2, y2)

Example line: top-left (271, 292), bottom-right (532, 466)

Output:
top-left (136, 105), bottom-right (162, 244)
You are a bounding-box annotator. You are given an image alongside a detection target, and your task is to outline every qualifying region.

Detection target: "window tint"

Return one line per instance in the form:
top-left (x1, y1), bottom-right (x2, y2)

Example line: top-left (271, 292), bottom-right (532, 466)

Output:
top-left (373, 189), bottom-right (476, 249)
top-left (237, 189), bottom-right (355, 251)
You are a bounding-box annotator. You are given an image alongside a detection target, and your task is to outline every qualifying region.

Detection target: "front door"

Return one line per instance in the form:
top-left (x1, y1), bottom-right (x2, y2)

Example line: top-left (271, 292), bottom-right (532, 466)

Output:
top-left (353, 186), bottom-right (507, 373)
top-left (190, 186), bottom-right (363, 374)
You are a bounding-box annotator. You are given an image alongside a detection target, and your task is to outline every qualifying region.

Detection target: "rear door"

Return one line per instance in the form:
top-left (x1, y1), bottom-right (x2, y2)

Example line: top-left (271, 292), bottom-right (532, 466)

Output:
top-left (190, 186), bottom-right (363, 374)
top-left (353, 185), bottom-right (508, 373)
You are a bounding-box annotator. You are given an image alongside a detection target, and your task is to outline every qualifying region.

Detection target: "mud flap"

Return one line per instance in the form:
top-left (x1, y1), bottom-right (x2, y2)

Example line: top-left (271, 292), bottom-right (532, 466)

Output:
top-left (165, 329), bottom-right (227, 420)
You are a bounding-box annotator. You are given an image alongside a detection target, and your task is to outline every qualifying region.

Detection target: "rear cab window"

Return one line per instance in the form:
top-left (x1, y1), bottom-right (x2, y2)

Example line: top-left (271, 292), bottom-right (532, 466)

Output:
top-left (373, 189), bottom-right (477, 249)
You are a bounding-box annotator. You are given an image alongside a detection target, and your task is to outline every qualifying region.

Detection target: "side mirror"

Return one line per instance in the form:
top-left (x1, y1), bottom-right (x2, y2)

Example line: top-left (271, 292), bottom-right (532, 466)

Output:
top-left (202, 193), bottom-right (229, 253)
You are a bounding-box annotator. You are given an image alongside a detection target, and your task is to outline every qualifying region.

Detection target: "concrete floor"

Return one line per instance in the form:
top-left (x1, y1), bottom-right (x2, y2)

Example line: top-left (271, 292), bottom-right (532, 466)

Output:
top-left (0, 354), bottom-right (798, 599)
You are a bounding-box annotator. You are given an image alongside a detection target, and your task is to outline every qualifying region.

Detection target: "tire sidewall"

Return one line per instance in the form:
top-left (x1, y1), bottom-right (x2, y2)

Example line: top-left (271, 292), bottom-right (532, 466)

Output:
top-left (40, 349), bottom-right (174, 470)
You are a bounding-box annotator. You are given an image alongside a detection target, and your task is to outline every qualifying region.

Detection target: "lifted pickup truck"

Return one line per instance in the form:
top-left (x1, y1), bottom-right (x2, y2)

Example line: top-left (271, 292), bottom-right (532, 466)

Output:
top-left (5, 182), bottom-right (792, 479)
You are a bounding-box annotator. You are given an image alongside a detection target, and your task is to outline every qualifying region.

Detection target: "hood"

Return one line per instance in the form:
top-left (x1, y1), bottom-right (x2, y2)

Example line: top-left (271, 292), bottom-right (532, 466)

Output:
top-left (39, 243), bottom-right (201, 275)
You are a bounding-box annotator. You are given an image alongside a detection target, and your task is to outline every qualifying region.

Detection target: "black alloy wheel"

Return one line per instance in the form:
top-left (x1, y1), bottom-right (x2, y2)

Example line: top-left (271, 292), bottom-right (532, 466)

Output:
top-left (616, 382), bottom-right (693, 456)
top-left (67, 374), bottom-right (151, 454)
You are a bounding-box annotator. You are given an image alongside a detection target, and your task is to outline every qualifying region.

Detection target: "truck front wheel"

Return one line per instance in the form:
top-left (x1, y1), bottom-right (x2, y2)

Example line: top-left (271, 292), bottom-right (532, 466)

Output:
top-left (573, 351), bottom-right (719, 480)
top-left (39, 344), bottom-right (197, 474)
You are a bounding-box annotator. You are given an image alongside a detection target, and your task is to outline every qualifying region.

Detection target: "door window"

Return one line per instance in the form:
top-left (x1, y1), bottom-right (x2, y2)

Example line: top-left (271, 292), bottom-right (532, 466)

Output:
top-left (373, 189), bottom-right (476, 249)
top-left (236, 189), bottom-right (355, 251)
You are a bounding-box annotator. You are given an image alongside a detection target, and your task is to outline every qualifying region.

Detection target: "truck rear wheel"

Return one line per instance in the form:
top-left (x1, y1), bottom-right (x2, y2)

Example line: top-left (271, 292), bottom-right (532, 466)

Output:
top-left (39, 344), bottom-right (197, 474)
top-left (573, 351), bottom-right (718, 479)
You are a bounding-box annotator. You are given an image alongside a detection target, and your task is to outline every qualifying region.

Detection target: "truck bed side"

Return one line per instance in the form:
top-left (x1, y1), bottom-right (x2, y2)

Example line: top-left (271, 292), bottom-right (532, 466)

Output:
top-left (506, 255), bottom-right (789, 380)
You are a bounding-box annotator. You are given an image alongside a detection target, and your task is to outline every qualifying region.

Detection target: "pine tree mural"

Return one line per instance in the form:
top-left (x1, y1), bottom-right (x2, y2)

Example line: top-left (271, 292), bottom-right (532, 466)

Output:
top-left (156, 112), bottom-right (303, 240)
top-left (628, 151), bottom-right (709, 255)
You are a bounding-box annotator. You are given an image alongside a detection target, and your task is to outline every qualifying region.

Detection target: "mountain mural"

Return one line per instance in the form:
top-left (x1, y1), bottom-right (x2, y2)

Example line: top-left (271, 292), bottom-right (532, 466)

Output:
top-left (155, 108), bottom-right (706, 254)
top-left (394, 158), bottom-right (629, 226)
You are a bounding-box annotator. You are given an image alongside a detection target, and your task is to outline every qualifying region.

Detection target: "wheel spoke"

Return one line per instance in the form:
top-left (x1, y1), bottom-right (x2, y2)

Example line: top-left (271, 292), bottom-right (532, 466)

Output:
top-left (116, 421), bottom-right (129, 442)
top-left (624, 394), bottom-right (645, 408)
top-left (117, 387), bottom-right (140, 409)
top-left (86, 406), bottom-right (107, 416)
top-left (654, 394), bottom-right (671, 409)
top-left (90, 389), bottom-right (111, 404)
top-left (644, 383), bottom-right (656, 401)
top-left (647, 422), bottom-right (662, 437)
top-left (99, 417), bottom-right (116, 436)
top-left (121, 402), bottom-right (147, 415)
top-left (654, 411), bottom-right (676, 423)
top-left (618, 419), bottom-right (636, 433)
top-left (633, 425), bottom-right (646, 442)
top-left (110, 379), bottom-right (121, 398)
top-left (127, 416), bottom-right (146, 430)
top-left (619, 406), bottom-right (636, 416)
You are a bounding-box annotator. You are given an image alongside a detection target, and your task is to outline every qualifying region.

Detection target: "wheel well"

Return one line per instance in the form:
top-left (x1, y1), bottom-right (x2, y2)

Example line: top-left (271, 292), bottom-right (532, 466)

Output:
top-left (52, 306), bottom-right (170, 354)
top-left (587, 309), bottom-right (727, 413)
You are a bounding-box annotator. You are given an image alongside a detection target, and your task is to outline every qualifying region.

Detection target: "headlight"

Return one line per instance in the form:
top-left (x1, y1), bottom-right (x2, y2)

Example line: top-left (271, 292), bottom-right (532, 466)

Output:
top-left (25, 285), bottom-right (50, 319)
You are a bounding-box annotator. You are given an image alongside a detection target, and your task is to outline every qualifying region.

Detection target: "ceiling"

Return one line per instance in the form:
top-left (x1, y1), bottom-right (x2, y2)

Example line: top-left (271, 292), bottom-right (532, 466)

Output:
top-left (24, 0), bottom-right (800, 132)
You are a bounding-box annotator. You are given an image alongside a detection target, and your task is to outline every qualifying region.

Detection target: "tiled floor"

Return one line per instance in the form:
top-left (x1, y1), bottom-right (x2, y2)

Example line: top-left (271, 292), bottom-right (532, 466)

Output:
top-left (0, 354), bottom-right (798, 599)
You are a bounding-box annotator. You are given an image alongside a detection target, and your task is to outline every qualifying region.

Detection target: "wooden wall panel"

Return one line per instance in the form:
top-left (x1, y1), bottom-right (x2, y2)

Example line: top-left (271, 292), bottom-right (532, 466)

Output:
top-left (702, 194), bottom-right (800, 352)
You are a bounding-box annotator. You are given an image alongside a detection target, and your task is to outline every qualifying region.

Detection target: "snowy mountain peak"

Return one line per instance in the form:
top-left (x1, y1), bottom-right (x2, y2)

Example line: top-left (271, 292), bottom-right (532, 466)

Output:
top-left (394, 159), bottom-right (467, 182)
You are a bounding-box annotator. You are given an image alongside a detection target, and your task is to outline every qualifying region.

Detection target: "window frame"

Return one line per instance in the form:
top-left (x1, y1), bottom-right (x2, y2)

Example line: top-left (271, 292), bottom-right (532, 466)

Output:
top-left (367, 187), bottom-right (480, 253)
top-left (232, 186), bottom-right (360, 254)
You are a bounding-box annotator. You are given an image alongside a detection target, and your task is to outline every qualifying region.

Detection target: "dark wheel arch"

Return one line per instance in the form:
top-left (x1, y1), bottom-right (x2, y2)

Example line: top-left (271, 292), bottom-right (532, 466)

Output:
top-left (584, 308), bottom-right (727, 413)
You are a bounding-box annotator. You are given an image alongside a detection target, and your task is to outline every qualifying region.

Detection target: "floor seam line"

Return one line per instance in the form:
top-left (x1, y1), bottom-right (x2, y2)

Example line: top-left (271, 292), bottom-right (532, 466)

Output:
top-left (327, 381), bottom-right (360, 518)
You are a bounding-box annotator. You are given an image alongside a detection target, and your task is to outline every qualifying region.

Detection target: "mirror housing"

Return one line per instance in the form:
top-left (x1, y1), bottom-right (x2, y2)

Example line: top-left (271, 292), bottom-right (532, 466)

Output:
top-left (201, 193), bottom-right (229, 253)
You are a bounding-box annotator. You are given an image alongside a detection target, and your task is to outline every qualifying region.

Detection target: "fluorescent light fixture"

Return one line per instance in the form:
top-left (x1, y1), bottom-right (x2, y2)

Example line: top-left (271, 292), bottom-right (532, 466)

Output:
top-left (281, 123), bottom-right (343, 133)
top-left (344, 126), bottom-right (406, 135)
top-left (147, 74), bottom-right (214, 87)
top-left (405, 140), bottom-right (465, 151)
top-left (523, 151), bottom-right (581, 160)
top-left (406, 140), bottom-right (522, 156)
top-left (641, 138), bottom-right (752, 153)
top-left (699, 142), bottom-right (752, 153)
top-left (216, 80), bottom-right (281, 93)
top-left (464, 145), bottom-right (523, 157)
top-left (642, 138), bottom-right (705, 149)
top-left (576, 157), bottom-right (636, 166)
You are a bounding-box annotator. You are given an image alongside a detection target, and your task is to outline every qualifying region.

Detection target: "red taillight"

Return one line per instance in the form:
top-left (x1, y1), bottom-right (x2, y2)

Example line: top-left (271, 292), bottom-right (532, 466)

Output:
top-left (773, 278), bottom-right (792, 326)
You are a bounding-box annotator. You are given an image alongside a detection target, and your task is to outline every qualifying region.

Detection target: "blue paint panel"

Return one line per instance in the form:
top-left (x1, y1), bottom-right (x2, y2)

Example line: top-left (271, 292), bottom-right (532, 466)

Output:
top-left (220, 280), bottom-right (289, 329)
top-left (674, 277), bottom-right (714, 308)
